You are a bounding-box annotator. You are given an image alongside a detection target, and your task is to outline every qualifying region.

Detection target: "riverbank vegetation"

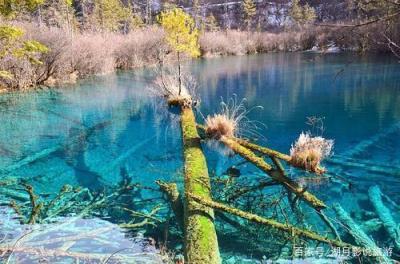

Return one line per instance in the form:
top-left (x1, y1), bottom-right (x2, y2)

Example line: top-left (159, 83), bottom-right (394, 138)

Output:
top-left (1, 0), bottom-right (399, 91)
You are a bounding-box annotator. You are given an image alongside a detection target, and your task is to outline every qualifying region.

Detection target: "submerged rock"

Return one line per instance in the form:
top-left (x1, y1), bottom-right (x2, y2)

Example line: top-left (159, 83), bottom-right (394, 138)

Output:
top-left (0, 208), bottom-right (166, 263)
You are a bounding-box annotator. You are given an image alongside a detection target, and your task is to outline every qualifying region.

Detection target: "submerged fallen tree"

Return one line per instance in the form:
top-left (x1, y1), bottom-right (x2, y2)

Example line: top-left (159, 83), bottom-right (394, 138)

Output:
top-left (368, 186), bottom-right (400, 251)
top-left (151, 66), bottom-right (221, 263)
top-left (150, 64), bottom-right (394, 262)
top-left (188, 193), bottom-right (351, 248)
top-left (333, 204), bottom-right (392, 264)
top-left (197, 123), bottom-right (327, 210)
top-left (174, 102), bottom-right (221, 263)
top-left (220, 136), bottom-right (327, 210)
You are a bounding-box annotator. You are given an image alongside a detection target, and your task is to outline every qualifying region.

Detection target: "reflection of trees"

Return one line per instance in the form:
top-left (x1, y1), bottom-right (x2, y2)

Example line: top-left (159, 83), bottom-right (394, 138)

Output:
top-left (195, 53), bottom-right (400, 131)
top-left (343, 63), bottom-right (400, 123)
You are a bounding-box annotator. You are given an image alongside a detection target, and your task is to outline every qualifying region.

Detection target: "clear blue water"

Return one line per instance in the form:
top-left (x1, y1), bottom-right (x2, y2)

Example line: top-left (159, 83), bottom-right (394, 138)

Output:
top-left (0, 53), bottom-right (399, 263)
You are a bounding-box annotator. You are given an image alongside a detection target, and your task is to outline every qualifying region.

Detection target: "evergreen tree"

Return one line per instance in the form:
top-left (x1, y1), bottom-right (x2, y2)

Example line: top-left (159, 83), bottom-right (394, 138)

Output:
top-left (192, 0), bottom-right (202, 28)
top-left (92, 0), bottom-right (131, 31)
top-left (289, 0), bottom-right (317, 25)
top-left (243, 0), bottom-right (256, 31)
top-left (145, 0), bottom-right (153, 24)
top-left (205, 14), bottom-right (219, 32)
top-left (39, 0), bottom-right (75, 32)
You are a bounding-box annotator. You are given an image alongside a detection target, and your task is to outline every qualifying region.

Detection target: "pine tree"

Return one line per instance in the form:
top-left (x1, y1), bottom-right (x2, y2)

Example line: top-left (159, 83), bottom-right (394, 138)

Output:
top-left (289, 0), bottom-right (316, 25)
top-left (192, 0), bottom-right (202, 28)
top-left (205, 14), bottom-right (219, 32)
top-left (243, 0), bottom-right (256, 31)
top-left (39, 0), bottom-right (75, 32)
top-left (92, 0), bottom-right (131, 32)
top-left (145, 0), bottom-right (152, 24)
top-left (303, 3), bottom-right (317, 22)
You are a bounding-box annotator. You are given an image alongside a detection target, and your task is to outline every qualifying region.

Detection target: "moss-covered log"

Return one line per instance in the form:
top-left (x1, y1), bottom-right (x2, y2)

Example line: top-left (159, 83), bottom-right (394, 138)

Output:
top-left (234, 138), bottom-right (292, 162)
top-left (234, 138), bottom-right (327, 174)
top-left (188, 193), bottom-right (351, 248)
top-left (220, 136), bottom-right (326, 210)
top-left (180, 107), bottom-right (221, 264)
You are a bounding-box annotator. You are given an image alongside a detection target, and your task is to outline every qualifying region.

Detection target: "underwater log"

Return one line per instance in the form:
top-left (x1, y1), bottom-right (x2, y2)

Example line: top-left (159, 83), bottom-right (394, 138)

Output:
top-left (101, 136), bottom-right (157, 175)
top-left (340, 121), bottom-right (400, 158)
top-left (368, 186), bottom-right (400, 251)
top-left (188, 193), bottom-right (351, 248)
top-left (326, 157), bottom-right (400, 177)
top-left (180, 107), bottom-right (221, 264)
top-left (220, 136), bottom-right (326, 210)
top-left (1, 146), bottom-right (60, 174)
top-left (156, 180), bottom-right (184, 230)
top-left (333, 204), bottom-right (391, 264)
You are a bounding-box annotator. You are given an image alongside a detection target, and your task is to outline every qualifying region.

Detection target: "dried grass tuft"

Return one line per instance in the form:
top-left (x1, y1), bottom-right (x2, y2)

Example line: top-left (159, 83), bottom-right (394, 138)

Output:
top-left (205, 114), bottom-right (236, 139)
top-left (204, 96), bottom-right (264, 140)
top-left (290, 132), bottom-right (333, 174)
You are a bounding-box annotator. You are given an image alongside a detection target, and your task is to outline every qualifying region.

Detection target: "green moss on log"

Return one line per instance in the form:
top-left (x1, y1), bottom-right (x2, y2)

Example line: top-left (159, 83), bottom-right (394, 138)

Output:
top-left (181, 107), bottom-right (221, 264)
top-left (234, 138), bottom-right (292, 162)
top-left (221, 136), bottom-right (326, 210)
top-left (189, 193), bottom-right (352, 248)
top-left (156, 180), bottom-right (184, 230)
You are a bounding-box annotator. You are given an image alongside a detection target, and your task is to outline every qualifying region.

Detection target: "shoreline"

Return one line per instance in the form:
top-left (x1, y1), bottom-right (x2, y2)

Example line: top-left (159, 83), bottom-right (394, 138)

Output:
top-left (0, 49), bottom-right (396, 95)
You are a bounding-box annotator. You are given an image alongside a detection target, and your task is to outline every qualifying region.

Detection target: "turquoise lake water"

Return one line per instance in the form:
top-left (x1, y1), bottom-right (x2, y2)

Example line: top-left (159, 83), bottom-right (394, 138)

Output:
top-left (0, 53), bottom-right (399, 263)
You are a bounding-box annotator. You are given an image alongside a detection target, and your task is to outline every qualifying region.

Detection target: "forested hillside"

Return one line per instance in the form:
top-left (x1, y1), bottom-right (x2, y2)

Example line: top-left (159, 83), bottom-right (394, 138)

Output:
top-left (1, 0), bottom-right (399, 91)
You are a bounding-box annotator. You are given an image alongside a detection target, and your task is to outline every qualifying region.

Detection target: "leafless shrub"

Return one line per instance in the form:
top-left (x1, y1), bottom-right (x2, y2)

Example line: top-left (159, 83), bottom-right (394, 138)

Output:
top-left (151, 68), bottom-right (198, 108)
top-left (200, 30), bottom-right (252, 56)
top-left (70, 33), bottom-right (115, 77)
top-left (113, 27), bottom-right (167, 69)
top-left (200, 28), bottom-right (324, 56)
top-left (0, 56), bottom-right (35, 90)
top-left (24, 26), bottom-right (73, 85)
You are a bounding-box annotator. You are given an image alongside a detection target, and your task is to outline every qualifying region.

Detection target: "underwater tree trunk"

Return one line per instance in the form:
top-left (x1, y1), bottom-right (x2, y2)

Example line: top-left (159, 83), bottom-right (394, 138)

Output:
top-left (333, 204), bottom-right (391, 264)
top-left (326, 157), bottom-right (400, 177)
top-left (180, 107), bottom-right (221, 264)
top-left (220, 136), bottom-right (326, 210)
top-left (156, 180), bottom-right (184, 230)
top-left (368, 186), bottom-right (400, 251)
top-left (188, 193), bottom-right (351, 248)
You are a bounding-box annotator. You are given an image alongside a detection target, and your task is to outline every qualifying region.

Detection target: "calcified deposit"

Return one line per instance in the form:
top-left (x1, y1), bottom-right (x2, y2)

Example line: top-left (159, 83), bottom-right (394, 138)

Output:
top-left (151, 72), bottom-right (399, 263)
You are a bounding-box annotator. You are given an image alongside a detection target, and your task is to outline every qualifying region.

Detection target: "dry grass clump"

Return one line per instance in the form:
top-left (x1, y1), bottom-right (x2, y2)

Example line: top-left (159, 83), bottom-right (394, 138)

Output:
top-left (205, 113), bottom-right (236, 139)
top-left (204, 96), bottom-right (264, 140)
top-left (289, 132), bottom-right (333, 174)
